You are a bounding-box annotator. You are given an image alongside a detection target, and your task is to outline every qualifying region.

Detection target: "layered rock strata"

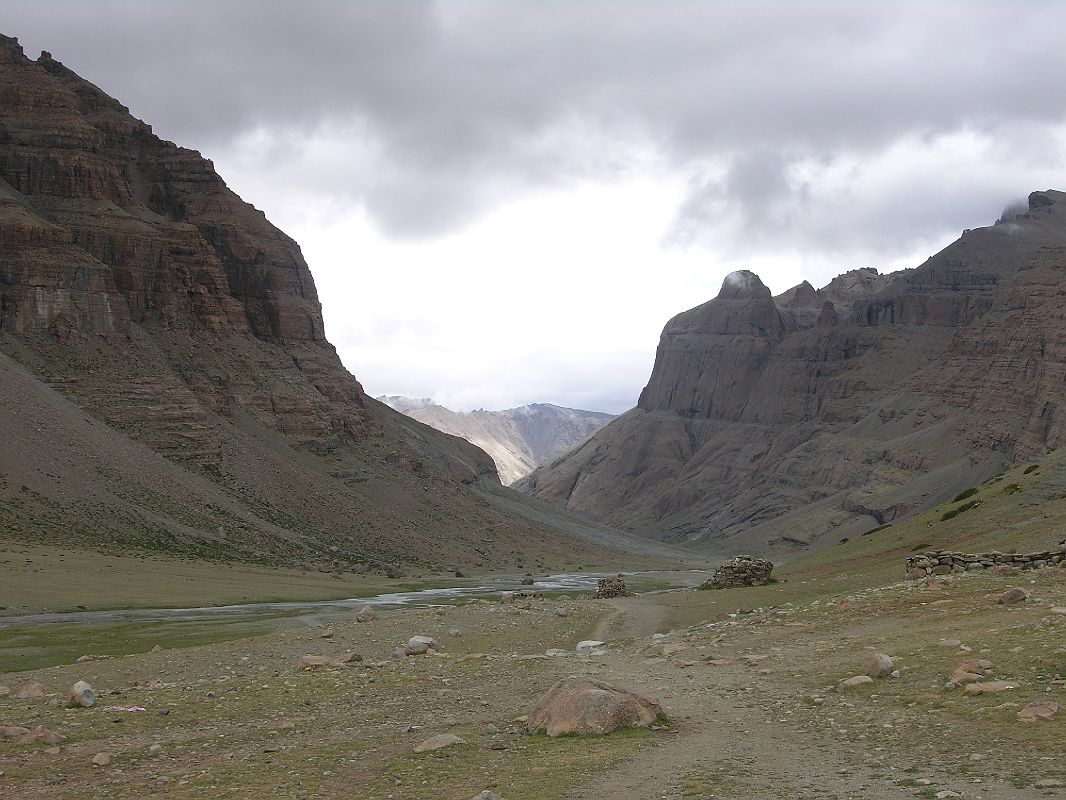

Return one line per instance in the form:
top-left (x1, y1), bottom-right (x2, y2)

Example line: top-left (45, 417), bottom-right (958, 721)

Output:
top-left (0, 35), bottom-right (658, 572)
top-left (523, 190), bottom-right (1066, 557)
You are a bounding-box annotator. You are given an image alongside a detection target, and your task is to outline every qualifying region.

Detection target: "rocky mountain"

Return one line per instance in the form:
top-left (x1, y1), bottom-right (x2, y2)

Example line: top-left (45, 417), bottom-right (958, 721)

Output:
top-left (520, 190), bottom-right (1066, 558)
top-left (0, 35), bottom-right (668, 574)
top-left (377, 397), bottom-right (614, 485)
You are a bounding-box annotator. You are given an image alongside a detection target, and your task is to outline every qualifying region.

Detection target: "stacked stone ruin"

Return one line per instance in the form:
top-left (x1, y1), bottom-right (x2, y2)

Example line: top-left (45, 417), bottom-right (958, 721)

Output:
top-left (906, 543), bottom-right (1066, 578)
top-left (698, 555), bottom-right (774, 589)
top-left (592, 577), bottom-right (630, 598)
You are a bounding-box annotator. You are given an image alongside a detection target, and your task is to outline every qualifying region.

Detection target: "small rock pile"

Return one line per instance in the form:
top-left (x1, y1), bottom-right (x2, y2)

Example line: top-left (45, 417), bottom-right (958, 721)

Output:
top-left (906, 544), bottom-right (1066, 578)
top-left (592, 577), bottom-right (630, 598)
top-left (699, 556), bottom-right (773, 589)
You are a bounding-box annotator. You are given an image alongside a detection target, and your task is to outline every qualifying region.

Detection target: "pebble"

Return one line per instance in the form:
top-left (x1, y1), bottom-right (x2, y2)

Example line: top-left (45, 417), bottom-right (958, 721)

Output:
top-left (91, 753), bottom-right (113, 767)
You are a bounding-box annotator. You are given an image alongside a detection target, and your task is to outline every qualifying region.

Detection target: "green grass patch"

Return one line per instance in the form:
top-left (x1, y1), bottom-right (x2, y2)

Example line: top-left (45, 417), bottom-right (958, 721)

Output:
top-left (941, 500), bottom-right (980, 521)
top-left (952, 487), bottom-right (979, 503)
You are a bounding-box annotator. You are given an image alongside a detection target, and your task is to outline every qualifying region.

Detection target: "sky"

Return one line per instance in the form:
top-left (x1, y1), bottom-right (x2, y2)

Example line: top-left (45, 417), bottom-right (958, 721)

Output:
top-left (7, 1), bottom-right (1066, 413)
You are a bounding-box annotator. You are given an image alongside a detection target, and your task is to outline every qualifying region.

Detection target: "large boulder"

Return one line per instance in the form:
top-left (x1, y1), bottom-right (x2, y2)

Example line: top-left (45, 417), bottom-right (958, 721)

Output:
top-left (355, 605), bottom-right (377, 623)
top-left (527, 678), bottom-right (661, 736)
top-left (67, 680), bottom-right (96, 708)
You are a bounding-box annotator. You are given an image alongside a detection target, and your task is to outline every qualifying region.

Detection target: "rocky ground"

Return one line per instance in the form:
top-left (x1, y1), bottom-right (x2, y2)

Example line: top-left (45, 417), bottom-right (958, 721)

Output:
top-left (1, 560), bottom-right (1063, 799)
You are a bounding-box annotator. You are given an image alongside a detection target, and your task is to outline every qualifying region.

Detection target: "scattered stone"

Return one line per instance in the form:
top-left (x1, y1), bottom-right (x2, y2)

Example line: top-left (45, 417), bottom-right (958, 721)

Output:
top-left (413, 733), bottom-right (466, 753)
top-left (997, 588), bottom-right (1029, 605)
top-left (866, 653), bottom-right (894, 678)
top-left (296, 653), bottom-right (361, 670)
top-left (320, 629), bottom-right (334, 639)
top-left (405, 636), bottom-right (441, 656)
top-left (2, 726), bottom-right (30, 739)
top-left (75, 655), bottom-right (92, 663)
top-left (949, 671), bottom-right (984, 687)
top-left (91, 753), bottom-right (113, 767)
top-left (837, 675), bottom-right (874, 691)
top-left (1049, 607), bottom-right (1066, 616)
top-left (67, 681), bottom-right (95, 708)
top-left (16, 681), bottom-right (46, 699)
top-left (470, 792), bottom-right (507, 800)
top-left (151, 645), bottom-right (162, 653)
top-left (937, 639), bottom-right (963, 648)
top-left (698, 556), bottom-right (773, 589)
top-left (965, 680), bottom-right (1016, 695)
top-left (554, 608), bottom-right (569, 617)
top-left (1036, 779), bottom-right (1065, 788)
top-left (19, 727), bottom-right (65, 745)
top-left (545, 648), bottom-right (568, 657)
top-left (592, 577), bottom-right (630, 598)
top-left (527, 677), bottom-right (662, 737)
top-left (1017, 699), bottom-right (1059, 722)
top-left (355, 605), bottom-right (377, 623)
top-left (575, 640), bottom-right (606, 652)
top-left (0, 685), bottom-right (9, 698)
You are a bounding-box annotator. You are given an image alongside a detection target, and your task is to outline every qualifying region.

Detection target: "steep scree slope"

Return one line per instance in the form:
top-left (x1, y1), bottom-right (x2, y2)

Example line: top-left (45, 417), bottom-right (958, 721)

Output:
top-left (0, 35), bottom-right (658, 573)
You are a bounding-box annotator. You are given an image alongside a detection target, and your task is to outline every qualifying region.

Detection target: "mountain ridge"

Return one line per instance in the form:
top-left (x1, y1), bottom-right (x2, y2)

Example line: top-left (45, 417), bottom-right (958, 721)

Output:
top-left (377, 396), bottom-right (614, 484)
top-left (520, 190), bottom-right (1066, 557)
top-left (0, 34), bottom-right (669, 573)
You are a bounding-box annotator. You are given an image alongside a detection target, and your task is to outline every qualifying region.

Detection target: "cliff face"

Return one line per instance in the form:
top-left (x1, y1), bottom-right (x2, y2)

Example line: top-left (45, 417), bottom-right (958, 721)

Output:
top-left (378, 398), bottom-right (615, 485)
top-left (521, 190), bottom-right (1066, 557)
top-left (0, 35), bottom-right (654, 573)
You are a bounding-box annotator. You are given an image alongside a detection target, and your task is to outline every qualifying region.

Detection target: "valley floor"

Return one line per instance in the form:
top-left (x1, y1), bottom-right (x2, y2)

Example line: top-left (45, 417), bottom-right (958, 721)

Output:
top-left (0, 562), bottom-right (1063, 799)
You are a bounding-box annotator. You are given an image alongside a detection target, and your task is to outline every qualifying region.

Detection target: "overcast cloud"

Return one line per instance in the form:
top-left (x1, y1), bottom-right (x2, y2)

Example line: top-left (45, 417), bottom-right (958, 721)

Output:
top-left (7, 1), bottom-right (1066, 412)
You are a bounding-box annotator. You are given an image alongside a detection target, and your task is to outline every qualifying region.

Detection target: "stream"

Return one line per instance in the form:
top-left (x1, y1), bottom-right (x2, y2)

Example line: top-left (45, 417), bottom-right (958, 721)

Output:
top-left (0, 570), bottom-right (707, 672)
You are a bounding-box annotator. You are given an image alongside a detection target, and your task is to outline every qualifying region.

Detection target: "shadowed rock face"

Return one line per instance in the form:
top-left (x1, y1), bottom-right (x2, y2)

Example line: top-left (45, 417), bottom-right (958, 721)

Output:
top-left (521, 190), bottom-right (1066, 557)
top-left (0, 35), bottom-right (654, 572)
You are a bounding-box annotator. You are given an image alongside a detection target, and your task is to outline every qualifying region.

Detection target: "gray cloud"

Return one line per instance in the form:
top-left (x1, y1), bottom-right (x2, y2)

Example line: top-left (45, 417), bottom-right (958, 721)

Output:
top-left (7, 0), bottom-right (1066, 242)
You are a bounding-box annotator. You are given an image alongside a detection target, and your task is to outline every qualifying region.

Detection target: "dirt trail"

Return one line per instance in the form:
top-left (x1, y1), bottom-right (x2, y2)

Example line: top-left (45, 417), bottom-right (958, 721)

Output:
top-left (568, 599), bottom-right (1042, 800)
top-left (590, 597), bottom-right (671, 642)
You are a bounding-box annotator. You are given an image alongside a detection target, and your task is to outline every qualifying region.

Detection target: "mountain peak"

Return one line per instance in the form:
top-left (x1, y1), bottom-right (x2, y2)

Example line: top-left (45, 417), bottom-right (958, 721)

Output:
top-left (1029, 190), bottom-right (1061, 209)
top-left (717, 270), bottom-right (770, 300)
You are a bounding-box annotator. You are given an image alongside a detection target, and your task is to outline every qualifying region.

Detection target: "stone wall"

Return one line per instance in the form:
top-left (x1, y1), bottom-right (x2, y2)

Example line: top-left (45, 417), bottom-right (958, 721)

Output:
top-left (699, 556), bottom-right (773, 589)
top-left (906, 544), bottom-right (1066, 578)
